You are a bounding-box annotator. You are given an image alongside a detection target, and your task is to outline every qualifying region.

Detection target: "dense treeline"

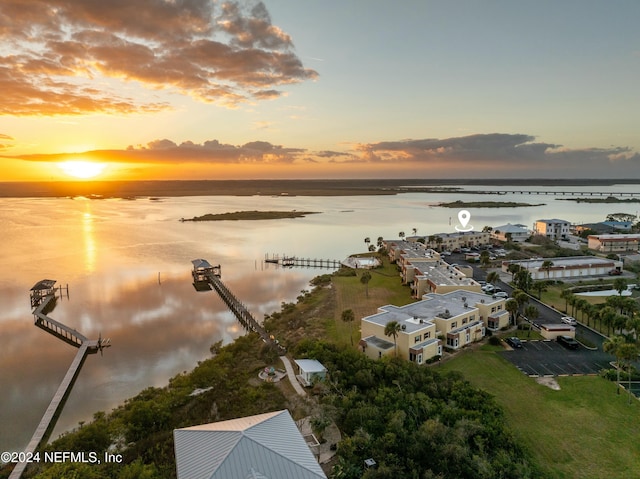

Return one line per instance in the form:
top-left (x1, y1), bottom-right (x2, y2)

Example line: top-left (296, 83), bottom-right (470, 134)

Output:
top-left (295, 340), bottom-right (543, 479)
top-left (5, 335), bottom-right (287, 479)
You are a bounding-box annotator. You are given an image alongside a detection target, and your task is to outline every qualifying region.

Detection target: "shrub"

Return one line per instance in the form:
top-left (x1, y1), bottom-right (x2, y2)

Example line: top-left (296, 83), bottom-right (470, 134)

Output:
top-left (489, 336), bottom-right (502, 346)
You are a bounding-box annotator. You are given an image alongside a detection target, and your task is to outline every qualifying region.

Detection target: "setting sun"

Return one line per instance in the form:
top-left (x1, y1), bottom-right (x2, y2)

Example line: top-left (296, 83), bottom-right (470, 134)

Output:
top-left (58, 161), bottom-right (106, 179)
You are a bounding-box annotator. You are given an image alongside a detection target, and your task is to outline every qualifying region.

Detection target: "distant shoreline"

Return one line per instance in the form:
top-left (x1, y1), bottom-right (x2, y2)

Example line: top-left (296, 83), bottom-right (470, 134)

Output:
top-left (0, 178), bottom-right (639, 198)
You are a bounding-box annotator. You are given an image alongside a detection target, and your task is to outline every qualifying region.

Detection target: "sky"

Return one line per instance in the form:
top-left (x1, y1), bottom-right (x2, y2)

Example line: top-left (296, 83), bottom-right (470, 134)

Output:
top-left (1, 0), bottom-right (639, 181)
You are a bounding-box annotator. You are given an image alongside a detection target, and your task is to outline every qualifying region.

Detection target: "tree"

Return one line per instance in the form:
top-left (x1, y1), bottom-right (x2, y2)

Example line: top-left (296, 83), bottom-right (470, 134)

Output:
top-left (619, 342), bottom-right (639, 404)
top-left (513, 290), bottom-right (529, 317)
top-left (398, 231), bottom-right (405, 240)
top-left (599, 306), bottom-right (617, 336)
top-left (364, 237), bottom-right (371, 248)
top-left (480, 250), bottom-right (490, 267)
top-left (482, 225), bottom-right (493, 233)
top-left (524, 305), bottom-right (539, 336)
top-left (505, 232), bottom-right (513, 243)
top-left (540, 260), bottom-right (554, 280)
top-left (505, 298), bottom-right (519, 325)
top-left (514, 269), bottom-right (533, 292)
top-left (560, 289), bottom-right (574, 313)
top-left (412, 227), bottom-right (418, 236)
top-left (507, 263), bottom-right (521, 278)
top-left (614, 277), bottom-right (629, 296)
top-left (603, 335), bottom-right (625, 394)
top-left (341, 309), bottom-right (356, 346)
top-left (384, 320), bottom-right (401, 356)
top-left (360, 271), bottom-right (372, 298)
top-left (377, 236), bottom-right (384, 248)
top-left (486, 271), bottom-right (500, 285)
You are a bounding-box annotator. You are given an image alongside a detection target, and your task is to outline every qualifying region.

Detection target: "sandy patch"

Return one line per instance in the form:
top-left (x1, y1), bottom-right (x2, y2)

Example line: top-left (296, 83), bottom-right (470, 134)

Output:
top-left (536, 376), bottom-right (560, 390)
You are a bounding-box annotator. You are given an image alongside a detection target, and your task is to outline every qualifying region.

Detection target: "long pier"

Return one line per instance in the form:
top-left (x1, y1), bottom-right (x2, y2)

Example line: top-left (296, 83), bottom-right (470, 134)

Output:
top-left (10, 282), bottom-right (109, 479)
top-left (462, 190), bottom-right (640, 197)
top-left (192, 260), bottom-right (285, 355)
top-left (264, 254), bottom-right (342, 269)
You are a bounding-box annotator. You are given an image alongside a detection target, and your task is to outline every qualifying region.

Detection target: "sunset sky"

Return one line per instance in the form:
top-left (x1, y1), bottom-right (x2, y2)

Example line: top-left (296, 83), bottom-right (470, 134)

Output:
top-left (1, 0), bottom-right (639, 181)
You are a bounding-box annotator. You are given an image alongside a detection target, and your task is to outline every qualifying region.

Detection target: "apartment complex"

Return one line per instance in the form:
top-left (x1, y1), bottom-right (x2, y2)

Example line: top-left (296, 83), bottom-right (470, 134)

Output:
top-left (384, 240), bottom-right (481, 297)
top-left (533, 219), bottom-right (570, 241)
top-left (360, 290), bottom-right (509, 364)
top-left (423, 231), bottom-right (491, 251)
top-left (587, 234), bottom-right (640, 253)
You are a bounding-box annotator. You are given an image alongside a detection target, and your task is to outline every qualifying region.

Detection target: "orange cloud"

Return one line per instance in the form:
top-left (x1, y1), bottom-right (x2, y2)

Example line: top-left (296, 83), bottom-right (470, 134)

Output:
top-left (0, 0), bottom-right (317, 116)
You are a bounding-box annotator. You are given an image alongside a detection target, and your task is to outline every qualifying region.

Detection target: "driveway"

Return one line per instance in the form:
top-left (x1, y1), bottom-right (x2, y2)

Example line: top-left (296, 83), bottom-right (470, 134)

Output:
top-left (500, 339), bottom-right (614, 377)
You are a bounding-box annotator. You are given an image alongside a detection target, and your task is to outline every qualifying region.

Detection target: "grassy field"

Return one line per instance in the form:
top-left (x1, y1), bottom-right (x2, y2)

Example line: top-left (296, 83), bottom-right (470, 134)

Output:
top-left (440, 349), bottom-right (640, 479)
top-left (330, 258), bottom-right (415, 345)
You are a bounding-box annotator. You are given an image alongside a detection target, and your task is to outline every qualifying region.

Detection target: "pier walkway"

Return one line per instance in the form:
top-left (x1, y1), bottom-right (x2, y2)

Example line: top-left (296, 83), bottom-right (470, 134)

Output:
top-left (464, 189), bottom-right (640, 197)
top-left (264, 254), bottom-right (342, 269)
top-left (192, 260), bottom-right (286, 355)
top-left (10, 282), bottom-right (108, 479)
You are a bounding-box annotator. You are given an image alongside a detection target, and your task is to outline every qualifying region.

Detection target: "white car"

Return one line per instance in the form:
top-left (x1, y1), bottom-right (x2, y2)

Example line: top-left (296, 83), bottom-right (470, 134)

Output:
top-left (493, 292), bottom-right (509, 299)
top-left (561, 316), bottom-right (577, 325)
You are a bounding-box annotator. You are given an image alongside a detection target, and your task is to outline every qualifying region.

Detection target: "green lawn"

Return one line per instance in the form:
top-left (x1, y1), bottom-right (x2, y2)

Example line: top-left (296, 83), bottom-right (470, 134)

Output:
top-left (440, 350), bottom-right (640, 479)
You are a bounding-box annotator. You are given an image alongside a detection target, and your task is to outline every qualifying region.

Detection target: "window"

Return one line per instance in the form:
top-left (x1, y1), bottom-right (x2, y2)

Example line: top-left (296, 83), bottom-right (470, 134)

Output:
top-left (424, 331), bottom-right (431, 339)
top-left (491, 307), bottom-right (496, 313)
top-left (469, 314), bottom-right (475, 321)
top-left (417, 353), bottom-right (423, 365)
top-left (462, 317), bottom-right (467, 324)
top-left (451, 321), bottom-right (457, 328)
top-left (414, 335), bottom-right (421, 343)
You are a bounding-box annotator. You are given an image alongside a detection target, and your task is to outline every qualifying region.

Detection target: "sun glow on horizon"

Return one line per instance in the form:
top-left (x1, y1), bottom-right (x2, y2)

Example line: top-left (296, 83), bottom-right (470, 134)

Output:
top-left (58, 161), bottom-right (107, 179)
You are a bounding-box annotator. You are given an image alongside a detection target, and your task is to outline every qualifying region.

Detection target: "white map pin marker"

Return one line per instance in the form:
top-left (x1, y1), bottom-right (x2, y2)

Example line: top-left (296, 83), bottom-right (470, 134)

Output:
top-left (455, 210), bottom-right (473, 232)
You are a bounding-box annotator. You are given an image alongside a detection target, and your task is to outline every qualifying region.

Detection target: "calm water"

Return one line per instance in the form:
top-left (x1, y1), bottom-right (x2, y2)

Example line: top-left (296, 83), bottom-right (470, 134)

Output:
top-left (1, 184), bottom-right (639, 452)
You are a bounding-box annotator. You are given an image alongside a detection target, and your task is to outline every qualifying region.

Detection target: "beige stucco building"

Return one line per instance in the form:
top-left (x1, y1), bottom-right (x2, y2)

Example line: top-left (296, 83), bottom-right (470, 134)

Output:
top-left (587, 234), bottom-right (640, 253)
top-left (359, 290), bottom-right (509, 364)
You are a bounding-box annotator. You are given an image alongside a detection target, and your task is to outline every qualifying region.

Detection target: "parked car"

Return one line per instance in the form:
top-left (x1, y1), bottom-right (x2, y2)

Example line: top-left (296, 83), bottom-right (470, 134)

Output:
top-left (505, 337), bottom-right (523, 348)
top-left (557, 335), bottom-right (579, 350)
top-left (493, 292), bottom-right (509, 299)
top-left (482, 284), bottom-right (495, 293)
top-left (561, 316), bottom-right (577, 325)
top-left (608, 269), bottom-right (622, 276)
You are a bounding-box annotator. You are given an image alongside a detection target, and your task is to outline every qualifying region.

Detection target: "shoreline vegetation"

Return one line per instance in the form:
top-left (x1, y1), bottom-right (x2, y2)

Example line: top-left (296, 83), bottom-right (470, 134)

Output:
top-left (5, 256), bottom-right (639, 478)
top-left (181, 210), bottom-right (320, 221)
top-left (437, 200), bottom-right (544, 208)
top-left (1, 178), bottom-right (640, 198)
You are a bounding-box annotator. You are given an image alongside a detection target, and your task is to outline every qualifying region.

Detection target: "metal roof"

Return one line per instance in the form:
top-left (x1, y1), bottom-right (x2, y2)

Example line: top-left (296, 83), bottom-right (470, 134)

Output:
top-left (293, 359), bottom-right (326, 374)
top-left (174, 410), bottom-right (326, 479)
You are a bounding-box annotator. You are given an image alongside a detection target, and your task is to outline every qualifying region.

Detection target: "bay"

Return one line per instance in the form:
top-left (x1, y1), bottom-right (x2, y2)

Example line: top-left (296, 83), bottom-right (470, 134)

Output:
top-left (1, 183), bottom-right (639, 452)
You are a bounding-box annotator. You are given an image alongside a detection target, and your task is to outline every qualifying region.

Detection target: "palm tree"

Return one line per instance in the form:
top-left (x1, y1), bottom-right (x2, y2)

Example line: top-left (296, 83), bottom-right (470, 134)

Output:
top-left (513, 290), bottom-right (529, 317)
top-left (599, 306), bottom-right (617, 336)
top-left (575, 298), bottom-right (590, 322)
top-left (614, 277), bottom-right (629, 296)
top-left (540, 260), bottom-right (554, 280)
top-left (341, 309), bottom-right (355, 346)
top-left (486, 271), bottom-right (500, 286)
top-left (360, 271), bottom-right (372, 298)
top-left (514, 269), bottom-right (533, 292)
top-left (480, 250), bottom-right (490, 267)
top-left (560, 289), bottom-right (574, 313)
top-left (412, 227), bottom-right (418, 236)
top-left (619, 342), bottom-right (639, 404)
top-left (364, 237), bottom-right (371, 249)
top-left (507, 263), bottom-right (521, 279)
top-left (505, 298), bottom-right (519, 326)
top-left (398, 231), bottom-right (405, 240)
top-left (384, 320), bottom-right (402, 357)
top-left (604, 335), bottom-right (626, 395)
top-left (435, 236), bottom-right (443, 251)
top-left (377, 236), bottom-right (384, 248)
top-left (524, 305), bottom-right (539, 336)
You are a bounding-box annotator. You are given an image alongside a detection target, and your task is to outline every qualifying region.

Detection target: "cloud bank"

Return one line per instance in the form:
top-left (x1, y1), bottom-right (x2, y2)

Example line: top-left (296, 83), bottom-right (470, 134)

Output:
top-left (8, 133), bottom-right (640, 178)
top-left (0, 0), bottom-right (317, 116)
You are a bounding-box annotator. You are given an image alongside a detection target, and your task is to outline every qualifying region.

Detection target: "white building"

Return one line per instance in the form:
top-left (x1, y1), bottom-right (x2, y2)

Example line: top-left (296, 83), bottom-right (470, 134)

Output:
top-left (502, 256), bottom-right (623, 280)
top-left (174, 410), bottom-right (327, 479)
top-left (491, 223), bottom-right (530, 243)
top-left (534, 219), bottom-right (570, 241)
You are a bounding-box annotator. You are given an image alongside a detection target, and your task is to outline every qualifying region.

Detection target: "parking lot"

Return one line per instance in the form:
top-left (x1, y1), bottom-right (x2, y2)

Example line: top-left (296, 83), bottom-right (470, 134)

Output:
top-left (500, 339), bottom-right (614, 377)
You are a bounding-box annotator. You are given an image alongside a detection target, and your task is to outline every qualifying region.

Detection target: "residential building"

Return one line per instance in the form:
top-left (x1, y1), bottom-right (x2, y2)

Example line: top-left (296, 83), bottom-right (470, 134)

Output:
top-left (587, 234), bottom-right (640, 253)
top-left (174, 410), bottom-right (327, 479)
top-left (359, 290), bottom-right (508, 364)
top-left (502, 256), bottom-right (623, 280)
top-left (575, 221), bottom-right (634, 234)
top-left (533, 219), bottom-right (570, 241)
top-left (294, 359), bottom-right (327, 387)
top-left (491, 223), bottom-right (530, 242)
top-left (423, 231), bottom-right (490, 252)
top-left (411, 262), bottom-right (481, 298)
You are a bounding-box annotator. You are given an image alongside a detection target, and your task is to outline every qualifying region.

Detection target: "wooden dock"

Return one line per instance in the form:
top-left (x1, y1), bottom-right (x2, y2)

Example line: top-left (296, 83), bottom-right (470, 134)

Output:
top-left (264, 254), bottom-right (342, 270)
top-left (463, 190), bottom-right (640, 197)
top-left (10, 283), bottom-right (108, 479)
top-left (192, 261), bottom-right (285, 355)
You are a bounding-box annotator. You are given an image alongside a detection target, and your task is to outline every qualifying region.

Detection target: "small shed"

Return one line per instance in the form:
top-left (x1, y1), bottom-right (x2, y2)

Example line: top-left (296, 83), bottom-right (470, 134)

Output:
top-left (294, 359), bottom-right (327, 387)
top-left (539, 324), bottom-right (575, 340)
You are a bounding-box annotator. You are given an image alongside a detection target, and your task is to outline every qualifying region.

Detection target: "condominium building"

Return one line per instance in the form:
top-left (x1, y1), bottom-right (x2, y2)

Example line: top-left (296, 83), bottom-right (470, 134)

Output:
top-left (587, 234), bottom-right (640, 253)
top-left (502, 256), bottom-right (623, 280)
top-left (533, 219), bottom-right (570, 241)
top-left (359, 290), bottom-right (509, 364)
top-left (491, 223), bottom-right (530, 243)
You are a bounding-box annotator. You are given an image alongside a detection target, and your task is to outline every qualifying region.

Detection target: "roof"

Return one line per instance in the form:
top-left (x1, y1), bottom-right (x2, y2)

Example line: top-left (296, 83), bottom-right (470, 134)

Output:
top-left (505, 256), bottom-right (617, 269)
top-left (294, 359), bottom-right (327, 374)
top-left (174, 410), bottom-right (326, 479)
top-left (492, 223), bottom-right (529, 233)
top-left (30, 279), bottom-right (56, 291)
top-left (192, 258), bottom-right (213, 270)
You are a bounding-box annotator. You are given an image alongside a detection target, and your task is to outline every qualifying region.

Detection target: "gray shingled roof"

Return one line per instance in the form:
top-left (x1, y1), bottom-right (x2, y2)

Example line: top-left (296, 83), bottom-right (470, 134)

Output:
top-left (174, 410), bottom-right (326, 479)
